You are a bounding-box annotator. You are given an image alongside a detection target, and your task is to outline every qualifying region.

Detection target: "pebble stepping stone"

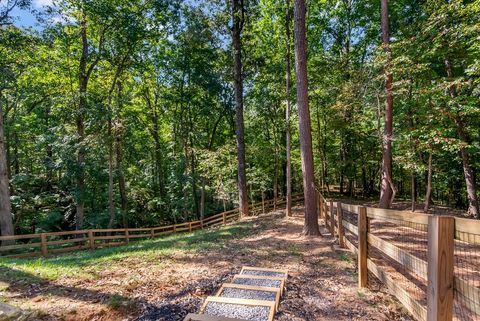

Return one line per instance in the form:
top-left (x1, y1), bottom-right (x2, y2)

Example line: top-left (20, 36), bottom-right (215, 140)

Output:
top-left (191, 266), bottom-right (287, 321)
top-left (231, 275), bottom-right (285, 295)
top-left (239, 267), bottom-right (288, 280)
top-left (216, 283), bottom-right (281, 310)
top-left (183, 313), bottom-right (248, 321)
top-left (202, 297), bottom-right (275, 321)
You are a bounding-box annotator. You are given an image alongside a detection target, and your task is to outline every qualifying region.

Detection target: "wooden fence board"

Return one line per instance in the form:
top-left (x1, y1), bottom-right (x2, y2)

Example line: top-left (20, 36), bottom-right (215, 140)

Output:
top-left (0, 242), bottom-right (41, 251)
top-left (367, 209), bottom-right (429, 227)
top-left (46, 238), bottom-right (88, 246)
top-left (342, 220), bottom-right (358, 236)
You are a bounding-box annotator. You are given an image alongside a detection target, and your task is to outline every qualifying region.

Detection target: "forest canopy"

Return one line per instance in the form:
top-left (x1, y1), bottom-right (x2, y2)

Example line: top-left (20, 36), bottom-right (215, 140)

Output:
top-left (0, 0), bottom-right (479, 236)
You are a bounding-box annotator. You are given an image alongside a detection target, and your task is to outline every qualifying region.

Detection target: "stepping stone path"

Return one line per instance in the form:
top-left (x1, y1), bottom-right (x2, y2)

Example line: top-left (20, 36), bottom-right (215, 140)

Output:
top-left (184, 266), bottom-right (288, 321)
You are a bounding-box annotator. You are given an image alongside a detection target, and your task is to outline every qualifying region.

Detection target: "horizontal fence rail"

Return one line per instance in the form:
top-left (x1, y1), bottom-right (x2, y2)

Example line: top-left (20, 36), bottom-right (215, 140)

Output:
top-left (0, 194), bottom-right (304, 259)
top-left (317, 191), bottom-right (480, 321)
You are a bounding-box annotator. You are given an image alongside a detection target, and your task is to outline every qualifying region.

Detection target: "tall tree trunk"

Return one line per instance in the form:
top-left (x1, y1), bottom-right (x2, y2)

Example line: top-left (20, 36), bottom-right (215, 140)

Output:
top-left (116, 133), bottom-right (128, 228)
top-left (444, 58), bottom-right (479, 218)
top-left (285, 0), bottom-right (293, 217)
top-left (45, 106), bottom-right (53, 189)
top-left (411, 172), bottom-right (417, 212)
top-left (293, 0), bottom-right (320, 236)
top-left (107, 82), bottom-right (117, 229)
top-left (407, 86), bottom-right (417, 212)
top-left (116, 82), bottom-right (128, 228)
top-left (0, 101), bottom-right (14, 241)
top-left (424, 152), bottom-right (433, 213)
top-left (200, 178), bottom-right (205, 220)
top-left (190, 149), bottom-right (199, 219)
top-left (379, 0), bottom-right (395, 209)
top-left (107, 121), bottom-right (115, 229)
top-left (232, 0), bottom-right (249, 216)
top-left (76, 9), bottom-right (88, 230)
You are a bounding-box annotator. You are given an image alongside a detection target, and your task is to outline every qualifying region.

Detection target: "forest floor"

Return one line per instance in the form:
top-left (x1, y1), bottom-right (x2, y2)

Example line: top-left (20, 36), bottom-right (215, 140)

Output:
top-left (0, 206), bottom-right (414, 321)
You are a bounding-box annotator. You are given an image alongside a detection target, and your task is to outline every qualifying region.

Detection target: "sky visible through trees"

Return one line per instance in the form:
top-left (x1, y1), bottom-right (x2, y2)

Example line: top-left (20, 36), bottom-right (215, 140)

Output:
top-left (0, 0), bottom-right (479, 238)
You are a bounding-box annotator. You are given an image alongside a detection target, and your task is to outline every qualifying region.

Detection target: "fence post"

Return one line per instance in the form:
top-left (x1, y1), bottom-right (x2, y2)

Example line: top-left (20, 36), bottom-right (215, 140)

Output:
top-left (330, 200), bottom-right (335, 236)
top-left (358, 206), bottom-right (368, 288)
top-left (427, 216), bottom-right (454, 321)
top-left (150, 228), bottom-right (154, 238)
top-left (223, 212), bottom-right (226, 225)
top-left (40, 233), bottom-right (48, 256)
top-left (125, 229), bottom-right (130, 245)
top-left (337, 202), bottom-right (344, 248)
top-left (189, 222), bottom-right (192, 232)
top-left (88, 230), bottom-right (95, 249)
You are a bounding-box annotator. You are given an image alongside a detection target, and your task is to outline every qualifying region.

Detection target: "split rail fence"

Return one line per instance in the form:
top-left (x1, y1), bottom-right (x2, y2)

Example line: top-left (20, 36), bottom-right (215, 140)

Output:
top-left (0, 194), bottom-right (304, 259)
top-left (317, 192), bottom-right (480, 321)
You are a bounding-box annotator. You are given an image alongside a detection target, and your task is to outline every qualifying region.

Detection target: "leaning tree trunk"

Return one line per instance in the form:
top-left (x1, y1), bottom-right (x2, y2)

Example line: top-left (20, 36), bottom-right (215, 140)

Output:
top-left (232, 0), bottom-right (249, 217)
top-left (379, 0), bottom-right (395, 209)
top-left (443, 59), bottom-right (479, 218)
top-left (0, 102), bottom-right (14, 242)
top-left (285, 0), bottom-right (293, 217)
top-left (293, 0), bottom-right (320, 236)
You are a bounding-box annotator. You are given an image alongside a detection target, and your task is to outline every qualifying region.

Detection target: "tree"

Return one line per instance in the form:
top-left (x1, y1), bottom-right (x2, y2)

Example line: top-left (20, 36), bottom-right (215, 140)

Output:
top-left (0, 0), bottom-right (32, 243)
top-left (285, 0), bottom-right (293, 217)
top-left (378, 0), bottom-right (395, 209)
top-left (232, 0), bottom-right (249, 217)
top-left (293, 0), bottom-right (320, 235)
top-left (0, 0), bottom-right (30, 26)
top-left (0, 101), bottom-right (13, 240)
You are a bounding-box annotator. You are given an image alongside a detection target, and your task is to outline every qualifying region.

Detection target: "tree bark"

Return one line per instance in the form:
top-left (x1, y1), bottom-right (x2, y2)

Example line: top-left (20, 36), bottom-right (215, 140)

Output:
top-left (379, 0), bottom-right (395, 209)
top-left (293, 0), bottom-right (320, 236)
top-left (411, 172), bottom-right (417, 212)
top-left (200, 178), bottom-right (205, 220)
top-left (115, 82), bottom-right (128, 228)
top-left (232, 0), bottom-right (249, 217)
top-left (107, 70), bottom-right (122, 229)
top-left (107, 121), bottom-right (115, 229)
top-left (285, 0), bottom-right (293, 217)
top-left (424, 152), bottom-right (433, 213)
top-left (444, 58), bottom-right (479, 218)
top-left (76, 9), bottom-right (88, 230)
top-left (0, 100), bottom-right (14, 241)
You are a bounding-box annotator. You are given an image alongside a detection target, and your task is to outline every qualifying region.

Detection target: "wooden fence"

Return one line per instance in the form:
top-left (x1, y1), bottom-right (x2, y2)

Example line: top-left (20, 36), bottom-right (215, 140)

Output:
top-left (0, 194), bottom-right (304, 259)
top-left (317, 192), bottom-right (480, 321)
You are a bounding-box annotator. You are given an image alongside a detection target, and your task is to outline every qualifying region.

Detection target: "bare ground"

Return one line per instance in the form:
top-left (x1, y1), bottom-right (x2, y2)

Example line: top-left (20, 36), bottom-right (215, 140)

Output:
top-left (1, 205), bottom-right (414, 321)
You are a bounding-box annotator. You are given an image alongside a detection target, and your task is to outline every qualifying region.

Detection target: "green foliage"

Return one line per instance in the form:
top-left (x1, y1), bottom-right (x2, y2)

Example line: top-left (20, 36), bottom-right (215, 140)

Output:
top-left (1, 0), bottom-right (479, 237)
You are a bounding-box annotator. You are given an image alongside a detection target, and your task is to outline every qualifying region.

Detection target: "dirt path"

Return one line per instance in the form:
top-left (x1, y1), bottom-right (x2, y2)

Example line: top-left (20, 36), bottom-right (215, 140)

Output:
top-left (1, 206), bottom-right (414, 321)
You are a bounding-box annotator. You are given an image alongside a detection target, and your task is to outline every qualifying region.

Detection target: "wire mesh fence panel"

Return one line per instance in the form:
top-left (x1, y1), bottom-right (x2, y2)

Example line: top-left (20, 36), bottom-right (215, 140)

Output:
top-left (368, 218), bottom-right (428, 307)
top-left (326, 195), bottom-right (480, 321)
top-left (454, 232), bottom-right (480, 321)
